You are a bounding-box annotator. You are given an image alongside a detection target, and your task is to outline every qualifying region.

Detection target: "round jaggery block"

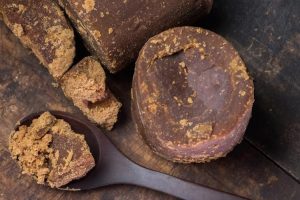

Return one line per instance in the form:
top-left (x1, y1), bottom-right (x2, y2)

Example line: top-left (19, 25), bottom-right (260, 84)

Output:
top-left (132, 26), bottom-right (254, 163)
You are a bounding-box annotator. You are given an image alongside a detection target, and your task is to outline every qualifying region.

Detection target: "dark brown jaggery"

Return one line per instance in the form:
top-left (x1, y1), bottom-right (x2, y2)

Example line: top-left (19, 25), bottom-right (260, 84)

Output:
top-left (58, 0), bottom-right (213, 73)
top-left (132, 27), bottom-right (254, 163)
top-left (9, 112), bottom-right (95, 188)
top-left (0, 0), bottom-right (75, 79)
top-left (61, 57), bottom-right (122, 130)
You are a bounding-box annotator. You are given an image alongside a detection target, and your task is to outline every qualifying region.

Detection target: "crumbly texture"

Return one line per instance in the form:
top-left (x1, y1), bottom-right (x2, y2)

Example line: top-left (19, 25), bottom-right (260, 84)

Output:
top-left (61, 56), bottom-right (107, 103)
top-left (61, 57), bottom-right (122, 130)
top-left (77, 92), bottom-right (122, 130)
top-left (0, 0), bottom-right (75, 79)
top-left (9, 112), bottom-right (95, 188)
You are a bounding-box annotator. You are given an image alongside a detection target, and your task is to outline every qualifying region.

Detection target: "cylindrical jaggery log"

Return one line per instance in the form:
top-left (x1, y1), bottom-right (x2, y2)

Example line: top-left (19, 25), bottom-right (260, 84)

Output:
top-left (58, 0), bottom-right (213, 73)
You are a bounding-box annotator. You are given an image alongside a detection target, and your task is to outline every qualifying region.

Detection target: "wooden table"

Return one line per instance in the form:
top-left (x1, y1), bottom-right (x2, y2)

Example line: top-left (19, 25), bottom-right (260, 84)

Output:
top-left (0, 0), bottom-right (299, 199)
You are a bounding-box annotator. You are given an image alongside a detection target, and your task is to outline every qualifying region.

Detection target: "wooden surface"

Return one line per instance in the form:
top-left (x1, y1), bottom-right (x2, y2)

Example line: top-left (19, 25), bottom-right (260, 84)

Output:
top-left (0, 0), bottom-right (299, 199)
top-left (202, 0), bottom-right (300, 182)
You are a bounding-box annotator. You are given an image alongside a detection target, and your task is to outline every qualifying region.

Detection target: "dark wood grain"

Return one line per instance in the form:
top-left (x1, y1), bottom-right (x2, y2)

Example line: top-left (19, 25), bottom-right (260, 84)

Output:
top-left (0, 0), bottom-right (299, 199)
top-left (201, 0), bottom-right (300, 181)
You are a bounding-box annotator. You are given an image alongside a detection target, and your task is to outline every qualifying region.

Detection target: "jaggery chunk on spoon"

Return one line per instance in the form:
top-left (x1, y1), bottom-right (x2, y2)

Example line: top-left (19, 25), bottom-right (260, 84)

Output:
top-left (15, 111), bottom-right (244, 200)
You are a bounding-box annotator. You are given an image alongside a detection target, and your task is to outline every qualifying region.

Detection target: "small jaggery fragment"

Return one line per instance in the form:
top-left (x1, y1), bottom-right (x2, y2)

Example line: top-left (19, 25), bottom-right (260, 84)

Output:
top-left (9, 112), bottom-right (95, 188)
top-left (61, 57), bottom-right (122, 130)
top-left (61, 56), bottom-right (107, 104)
top-left (0, 0), bottom-right (75, 79)
top-left (77, 93), bottom-right (122, 131)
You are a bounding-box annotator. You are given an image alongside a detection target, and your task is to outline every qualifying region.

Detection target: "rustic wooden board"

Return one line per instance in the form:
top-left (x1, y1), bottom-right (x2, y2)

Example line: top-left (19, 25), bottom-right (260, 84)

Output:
top-left (201, 0), bottom-right (300, 181)
top-left (0, 0), bottom-right (299, 200)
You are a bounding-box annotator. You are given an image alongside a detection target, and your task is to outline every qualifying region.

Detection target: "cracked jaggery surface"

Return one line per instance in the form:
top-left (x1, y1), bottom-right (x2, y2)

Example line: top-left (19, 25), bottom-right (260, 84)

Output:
top-left (58, 0), bottom-right (213, 73)
top-left (61, 57), bottom-right (122, 130)
top-left (0, 0), bottom-right (75, 79)
top-left (9, 112), bottom-right (95, 188)
top-left (132, 26), bottom-right (254, 163)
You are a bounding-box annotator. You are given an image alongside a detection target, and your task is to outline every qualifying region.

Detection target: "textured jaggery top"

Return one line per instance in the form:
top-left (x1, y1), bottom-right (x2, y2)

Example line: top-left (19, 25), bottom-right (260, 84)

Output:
top-left (58, 0), bottom-right (213, 73)
top-left (0, 0), bottom-right (75, 79)
top-left (132, 27), bottom-right (254, 163)
top-left (61, 57), bottom-right (122, 130)
top-left (9, 112), bottom-right (95, 188)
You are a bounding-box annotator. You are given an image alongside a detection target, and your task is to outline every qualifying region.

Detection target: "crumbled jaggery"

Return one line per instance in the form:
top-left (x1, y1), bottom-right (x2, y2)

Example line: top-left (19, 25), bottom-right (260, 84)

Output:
top-left (9, 112), bottom-right (95, 188)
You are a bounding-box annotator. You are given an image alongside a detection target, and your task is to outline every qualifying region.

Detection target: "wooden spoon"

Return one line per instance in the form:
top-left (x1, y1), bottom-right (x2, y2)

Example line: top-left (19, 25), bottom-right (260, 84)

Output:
top-left (17, 111), bottom-right (245, 200)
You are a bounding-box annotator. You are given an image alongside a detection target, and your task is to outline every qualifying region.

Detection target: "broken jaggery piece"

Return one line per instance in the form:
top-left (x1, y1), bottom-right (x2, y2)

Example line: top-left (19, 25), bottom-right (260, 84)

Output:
top-left (77, 92), bottom-right (122, 131)
top-left (61, 56), bottom-right (107, 104)
top-left (9, 112), bottom-right (95, 188)
top-left (47, 119), bottom-right (95, 188)
top-left (61, 56), bottom-right (122, 130)
top-left (0, 0), bottom-right (75, 79)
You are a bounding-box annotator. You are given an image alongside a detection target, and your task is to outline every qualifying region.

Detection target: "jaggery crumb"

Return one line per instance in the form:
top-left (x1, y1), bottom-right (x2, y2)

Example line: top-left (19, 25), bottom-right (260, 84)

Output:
top-left (82, 0), bottom-right (95, 13)
top-left (63, 150), bottom-right (73, 169)
top-left (92, 30), bottom-right (101, 39)
top-left (229, 57), bottom-right (249, 81)
top-left (186, 123), bottom-right (213, 142)
top-left (12, 23), bottom-right (23, 37)
top-left (108, 28), bottom-right (113, 34)
top-left (9, 112), bottom-right (95, 188)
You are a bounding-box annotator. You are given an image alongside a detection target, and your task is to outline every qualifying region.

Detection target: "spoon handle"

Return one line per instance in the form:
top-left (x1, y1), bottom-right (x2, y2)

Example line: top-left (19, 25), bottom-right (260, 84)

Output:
top-left (96, 130), bottom-right (245, 200)
top-left (118, 161), bottom-right (245, 200)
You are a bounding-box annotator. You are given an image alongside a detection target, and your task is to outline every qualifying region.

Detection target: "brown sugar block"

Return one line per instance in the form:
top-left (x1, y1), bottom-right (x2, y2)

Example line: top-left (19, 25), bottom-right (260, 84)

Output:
top-left (61, 57), bottom-right (122, 130)
top-left (132, 27), bottom-right (254, 163)
top-left (9, 112), bottom-right (95, 188)
top-left (0, 0), bottom-right (75, 79)
top-left (58, 0), bottom-right (213, 73)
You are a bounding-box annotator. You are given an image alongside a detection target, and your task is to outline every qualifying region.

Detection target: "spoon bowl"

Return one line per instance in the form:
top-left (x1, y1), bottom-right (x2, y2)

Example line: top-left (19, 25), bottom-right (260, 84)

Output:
top-left (16, 111), bottom-right (245, 199)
